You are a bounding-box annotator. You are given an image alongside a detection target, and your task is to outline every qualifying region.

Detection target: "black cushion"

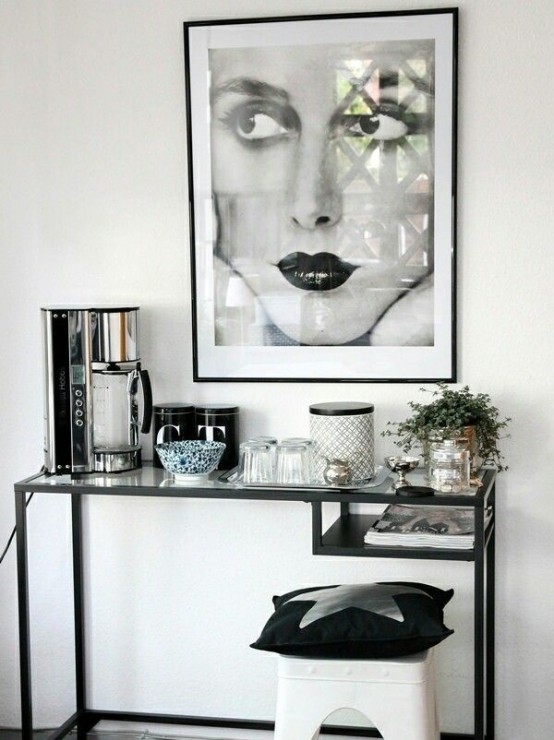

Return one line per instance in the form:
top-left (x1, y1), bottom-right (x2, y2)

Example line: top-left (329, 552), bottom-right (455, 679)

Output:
top-left (250, 581), bottom-right (454, 659)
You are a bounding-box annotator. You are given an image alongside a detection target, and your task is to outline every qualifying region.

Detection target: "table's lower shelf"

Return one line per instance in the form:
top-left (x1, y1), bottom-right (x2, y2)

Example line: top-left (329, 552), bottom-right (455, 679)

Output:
top-left (316, 513), bottom-right (483, 561)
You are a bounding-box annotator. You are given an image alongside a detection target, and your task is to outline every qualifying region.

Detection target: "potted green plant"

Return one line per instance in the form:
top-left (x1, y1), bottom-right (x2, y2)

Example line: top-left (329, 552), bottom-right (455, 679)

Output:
top-left (382, 383), bottom-right (511, 472)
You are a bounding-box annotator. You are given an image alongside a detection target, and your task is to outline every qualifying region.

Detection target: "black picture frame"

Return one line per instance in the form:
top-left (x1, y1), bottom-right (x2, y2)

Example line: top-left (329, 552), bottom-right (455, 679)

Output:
top-left (184, 8), bottom-right (458, 382)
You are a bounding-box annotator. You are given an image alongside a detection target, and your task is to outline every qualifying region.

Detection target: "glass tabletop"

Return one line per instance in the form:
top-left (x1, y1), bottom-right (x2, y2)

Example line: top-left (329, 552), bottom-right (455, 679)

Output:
top-left (15, 465), bottom-right (494, 506)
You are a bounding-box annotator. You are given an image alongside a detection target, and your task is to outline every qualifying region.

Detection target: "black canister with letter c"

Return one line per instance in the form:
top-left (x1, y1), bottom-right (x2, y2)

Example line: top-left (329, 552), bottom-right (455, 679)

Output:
top-left (152, 403), bottom-right (196, 468)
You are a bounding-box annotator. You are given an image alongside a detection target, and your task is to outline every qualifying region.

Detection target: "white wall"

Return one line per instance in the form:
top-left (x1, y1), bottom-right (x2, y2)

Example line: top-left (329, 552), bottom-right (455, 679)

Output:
top-left (1, 0), bottom-right (553, 737)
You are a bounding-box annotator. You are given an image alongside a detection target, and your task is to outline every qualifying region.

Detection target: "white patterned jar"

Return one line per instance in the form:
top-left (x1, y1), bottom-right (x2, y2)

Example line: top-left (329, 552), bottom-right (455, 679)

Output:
top-left (309, 402), bottom-right (375, 484)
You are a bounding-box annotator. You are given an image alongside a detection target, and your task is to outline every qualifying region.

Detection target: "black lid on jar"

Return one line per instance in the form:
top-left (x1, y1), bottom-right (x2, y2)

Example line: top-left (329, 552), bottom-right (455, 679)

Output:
top-left (153, 403), bottom-right (195, 413)
top-left (195, 404), bottom-right (239, 414)
top-left (309, 402), bottom-right (374, 416)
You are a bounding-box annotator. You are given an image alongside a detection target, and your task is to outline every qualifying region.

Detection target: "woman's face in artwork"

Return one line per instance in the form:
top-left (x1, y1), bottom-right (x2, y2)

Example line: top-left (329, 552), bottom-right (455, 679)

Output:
top-left (210, 43), bottom-right (433, 345)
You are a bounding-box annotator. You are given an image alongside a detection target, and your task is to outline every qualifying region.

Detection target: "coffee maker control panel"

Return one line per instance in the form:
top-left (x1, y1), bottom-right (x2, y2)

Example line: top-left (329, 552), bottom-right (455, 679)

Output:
top-left (71, 367), bottom-right (85, 424)
top-left (75, 390), bottom-right (83, 422)
top-left (70, 374), bottom-right (88, 467)
top-left (67, 321), bottom-right (92, 470)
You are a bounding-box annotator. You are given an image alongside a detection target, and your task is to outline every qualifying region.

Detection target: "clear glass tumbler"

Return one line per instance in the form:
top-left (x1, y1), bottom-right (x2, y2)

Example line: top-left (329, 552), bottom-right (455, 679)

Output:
top-left (248, 436), bottom-right (278, 478)
top-left (280, 438), bottom-right (313, 483)
top-left (241, 442), bottom-right (273, 484)
top-left (276, 443), bottom-right (310, 485)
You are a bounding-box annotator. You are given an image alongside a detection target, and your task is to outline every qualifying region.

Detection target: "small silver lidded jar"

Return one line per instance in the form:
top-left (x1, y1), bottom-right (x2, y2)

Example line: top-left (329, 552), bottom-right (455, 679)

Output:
top-left (429, 439), bottom-right (471, 493)
top-left (309, 402), bottom-right (374, 484)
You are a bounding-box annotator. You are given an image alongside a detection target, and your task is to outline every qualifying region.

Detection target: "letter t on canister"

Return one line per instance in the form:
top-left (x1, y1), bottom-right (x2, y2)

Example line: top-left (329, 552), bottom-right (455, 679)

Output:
top-left (195, 404), bottom-right (240, 470)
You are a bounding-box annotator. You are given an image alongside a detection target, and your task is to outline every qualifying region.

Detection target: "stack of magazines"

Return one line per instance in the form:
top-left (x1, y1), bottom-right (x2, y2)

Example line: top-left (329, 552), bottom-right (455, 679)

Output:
top-left (364, 504), bottom-right (490, 549)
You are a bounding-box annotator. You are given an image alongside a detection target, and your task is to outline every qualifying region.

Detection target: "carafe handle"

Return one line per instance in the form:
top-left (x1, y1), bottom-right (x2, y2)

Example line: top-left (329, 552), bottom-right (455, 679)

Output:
top-left (138, 369), bottom-right (153, 434)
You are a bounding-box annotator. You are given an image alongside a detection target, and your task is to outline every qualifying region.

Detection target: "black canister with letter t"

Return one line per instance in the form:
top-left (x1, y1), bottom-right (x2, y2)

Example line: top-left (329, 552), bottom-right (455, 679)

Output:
top-left (195, 404), bottom-right (240, 470)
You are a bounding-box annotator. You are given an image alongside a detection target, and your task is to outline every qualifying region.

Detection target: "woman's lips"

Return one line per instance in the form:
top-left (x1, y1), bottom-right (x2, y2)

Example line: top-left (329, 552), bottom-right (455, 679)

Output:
top-left (276, 252), bottom-right (358, 291)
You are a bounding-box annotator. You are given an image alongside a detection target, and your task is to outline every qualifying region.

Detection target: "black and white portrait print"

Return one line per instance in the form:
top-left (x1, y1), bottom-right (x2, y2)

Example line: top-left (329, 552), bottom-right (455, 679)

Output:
top-left (209, 39), bottom-right (435, 347)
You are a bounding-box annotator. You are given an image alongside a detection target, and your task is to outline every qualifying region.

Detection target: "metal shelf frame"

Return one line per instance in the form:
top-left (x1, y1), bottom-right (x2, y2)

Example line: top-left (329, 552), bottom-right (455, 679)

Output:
top-left (14, 466), bottom-right (496, 740)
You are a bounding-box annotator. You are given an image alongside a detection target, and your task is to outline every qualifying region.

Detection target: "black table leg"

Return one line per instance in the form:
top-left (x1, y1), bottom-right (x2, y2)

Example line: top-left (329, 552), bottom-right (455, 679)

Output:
top-left (15, 490), bottom-right (33, 740)
top-left (474, 503), bottom-right (486, 740)
top-left (486, 485), bottom-right (496, 740)
top-left (72, 493), bottom-right (88, 737)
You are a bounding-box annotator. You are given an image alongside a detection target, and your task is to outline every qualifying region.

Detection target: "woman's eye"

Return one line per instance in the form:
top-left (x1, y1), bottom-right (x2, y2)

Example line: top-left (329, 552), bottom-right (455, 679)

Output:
top-left (235, 110), bottom-right (288, 140)
top-left (342, 108), bottom-right (409, 141)
top-left (221, 102), bottom-right (299, 146)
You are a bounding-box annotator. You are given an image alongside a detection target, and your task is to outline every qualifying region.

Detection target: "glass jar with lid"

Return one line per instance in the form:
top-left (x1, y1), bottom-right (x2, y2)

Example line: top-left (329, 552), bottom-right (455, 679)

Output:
top-left (429, 439), bottom-right (471, 493)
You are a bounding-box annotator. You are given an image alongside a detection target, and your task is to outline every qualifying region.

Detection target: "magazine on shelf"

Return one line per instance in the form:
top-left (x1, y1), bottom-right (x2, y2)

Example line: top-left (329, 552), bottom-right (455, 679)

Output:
top-left (363, 504), bottom-right (491, 549)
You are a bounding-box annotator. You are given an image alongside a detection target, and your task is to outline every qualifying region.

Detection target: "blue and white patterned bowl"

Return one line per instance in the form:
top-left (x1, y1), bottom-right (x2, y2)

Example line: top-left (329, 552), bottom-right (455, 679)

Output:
top-left (155, 440), bottom-right (226, 483)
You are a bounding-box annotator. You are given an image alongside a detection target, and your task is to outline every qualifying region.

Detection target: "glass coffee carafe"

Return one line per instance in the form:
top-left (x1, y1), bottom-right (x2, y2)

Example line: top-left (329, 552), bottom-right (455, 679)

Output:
top-left (90, 309), bottom-right (152, 472)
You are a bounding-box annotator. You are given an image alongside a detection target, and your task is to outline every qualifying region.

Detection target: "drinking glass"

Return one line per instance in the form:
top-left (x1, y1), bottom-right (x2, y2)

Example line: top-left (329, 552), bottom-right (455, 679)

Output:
top-left (276, 443), bottom-right (310, 485)
top-left (248, 436), bottom-right (278, 478)
top-left (280, 438), bottom-right (313, 483)
top-left (241, 442), bottom-right (273, 484)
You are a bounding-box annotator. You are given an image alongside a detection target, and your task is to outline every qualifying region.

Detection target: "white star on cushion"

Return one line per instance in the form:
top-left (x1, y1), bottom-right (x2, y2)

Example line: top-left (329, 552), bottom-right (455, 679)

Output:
top-left (289, 584), bottom-right (430, 628)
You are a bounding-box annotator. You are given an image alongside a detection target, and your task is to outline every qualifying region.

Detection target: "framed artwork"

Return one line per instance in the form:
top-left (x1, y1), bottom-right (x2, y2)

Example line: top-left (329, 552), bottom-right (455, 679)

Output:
top-left (183, 8), bottom-right (457, 382)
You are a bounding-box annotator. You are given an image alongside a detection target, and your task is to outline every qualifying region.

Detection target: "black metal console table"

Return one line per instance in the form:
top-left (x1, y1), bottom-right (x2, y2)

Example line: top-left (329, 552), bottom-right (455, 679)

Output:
top-left (15, 466), bottom-right (496, 740)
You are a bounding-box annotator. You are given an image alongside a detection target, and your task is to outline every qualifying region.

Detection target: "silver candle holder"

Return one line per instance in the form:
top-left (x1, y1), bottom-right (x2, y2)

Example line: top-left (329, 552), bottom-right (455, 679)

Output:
top-left (385, 455), bottom-right (420, 490)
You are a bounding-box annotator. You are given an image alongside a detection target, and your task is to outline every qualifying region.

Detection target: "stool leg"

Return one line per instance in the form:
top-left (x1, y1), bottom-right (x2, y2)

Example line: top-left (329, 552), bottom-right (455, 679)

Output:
top-left (274, 697), bottom-right (321, 740)
top-left (274, 676), bottom-right (342, 740)
top-left (424, 650), bottom-right (440, 740)
top-left (366, 683), bottom-right (437, 740)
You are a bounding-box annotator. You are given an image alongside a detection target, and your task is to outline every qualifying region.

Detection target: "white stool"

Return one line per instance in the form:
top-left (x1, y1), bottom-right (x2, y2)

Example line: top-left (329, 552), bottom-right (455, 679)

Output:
top-left (274, 649), bottom-right (439, 740)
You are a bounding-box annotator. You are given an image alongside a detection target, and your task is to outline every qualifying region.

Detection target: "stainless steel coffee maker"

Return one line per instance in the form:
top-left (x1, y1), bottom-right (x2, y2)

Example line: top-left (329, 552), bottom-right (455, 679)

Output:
top-left (42, 306), bottom-right (152, 473)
